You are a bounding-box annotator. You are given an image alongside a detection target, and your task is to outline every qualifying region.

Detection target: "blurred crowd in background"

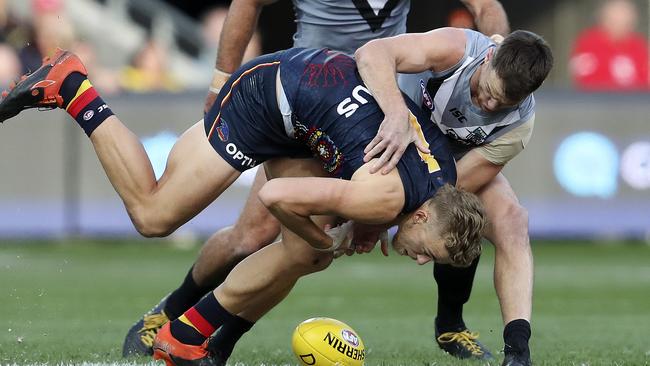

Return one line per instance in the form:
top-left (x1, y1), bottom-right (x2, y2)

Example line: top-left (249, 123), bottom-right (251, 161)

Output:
top-left (0, 0), bottom-right (261, 95)
top-left (0, 0), bottom-right (648, 96)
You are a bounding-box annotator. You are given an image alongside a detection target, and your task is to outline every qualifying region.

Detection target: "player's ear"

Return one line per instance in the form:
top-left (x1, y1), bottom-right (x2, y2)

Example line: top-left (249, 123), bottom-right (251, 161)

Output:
top-left (412, 209), bottom-right (429, 224)
top-left (484, 47), bottom-right (494, 63)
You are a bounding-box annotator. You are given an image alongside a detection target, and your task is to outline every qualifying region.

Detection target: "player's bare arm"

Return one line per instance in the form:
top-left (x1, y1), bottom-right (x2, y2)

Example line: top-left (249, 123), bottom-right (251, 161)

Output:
top-left (258, 162), bottom-right (404, 250)
top-left (455, 150), bottom-right (504, 193)
top-left (456, 116), bottom-right (534, 192)
top-left (355, 28), bottom-right (466, 174)
top-left (460, 0), bottom-right (510, 36)
top-left (205, 0), bottom-right (278, 111)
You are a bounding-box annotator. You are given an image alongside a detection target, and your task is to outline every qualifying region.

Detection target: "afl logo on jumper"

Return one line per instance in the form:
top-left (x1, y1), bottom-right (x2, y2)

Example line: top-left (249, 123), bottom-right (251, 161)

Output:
top-left (216, 119), bottom-right (230, 142)
top-left (420, 79), bottom-right (433, 111)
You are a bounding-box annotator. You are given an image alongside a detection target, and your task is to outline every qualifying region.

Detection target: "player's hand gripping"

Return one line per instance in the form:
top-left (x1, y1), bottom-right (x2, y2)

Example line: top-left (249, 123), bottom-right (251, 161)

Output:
top-left (363, 109), bottom-right (430, 174)
top-left (204, 69), bottom-right (232, 114)
top-left (323, 221), bottom-right (354, 257)
top-left (347, 223), bottom-right (389, 257)
top-left (324, 222), bottom-right (389, 258)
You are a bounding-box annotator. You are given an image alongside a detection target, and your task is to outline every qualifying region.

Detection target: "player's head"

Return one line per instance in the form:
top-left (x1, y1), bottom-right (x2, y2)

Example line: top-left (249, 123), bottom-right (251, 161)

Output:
top-left (392, 184), bottom-right (486, 267)
top-left (477, 30), bottom-right (553, 112)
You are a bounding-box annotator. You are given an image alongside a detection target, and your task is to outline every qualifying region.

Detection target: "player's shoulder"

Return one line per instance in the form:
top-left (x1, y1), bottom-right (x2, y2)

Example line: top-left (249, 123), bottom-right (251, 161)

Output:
top-left (462, 29), bottom-right (495, 55)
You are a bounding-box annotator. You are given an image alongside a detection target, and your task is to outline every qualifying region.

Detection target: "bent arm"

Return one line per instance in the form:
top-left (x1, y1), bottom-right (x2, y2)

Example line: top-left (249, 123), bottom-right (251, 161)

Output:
top-left (258, 165), bottom-right (404, 250)
top-left (455, 149), bottom-right (504, 193)
top-left (205, 0), bottom-right (277, 106)
top-left (461, 0), bottom-right (510, 36)
top-left (457, 118), bottom-right (534, 192)
top-left (354, 28), bottom-right (467, 123)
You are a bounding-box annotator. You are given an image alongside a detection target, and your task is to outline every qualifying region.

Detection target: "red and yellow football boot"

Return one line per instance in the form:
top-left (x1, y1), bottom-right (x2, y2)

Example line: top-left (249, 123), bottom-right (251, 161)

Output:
top-left (153, 323), bottom-right (225, 366)
top-left (0, 49), bottom-right (87, 122)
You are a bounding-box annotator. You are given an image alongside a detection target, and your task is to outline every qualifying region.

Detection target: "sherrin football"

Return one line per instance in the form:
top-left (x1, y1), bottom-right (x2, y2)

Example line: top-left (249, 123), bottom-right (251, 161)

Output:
top-left (291, 317), bottom-right (365, 366)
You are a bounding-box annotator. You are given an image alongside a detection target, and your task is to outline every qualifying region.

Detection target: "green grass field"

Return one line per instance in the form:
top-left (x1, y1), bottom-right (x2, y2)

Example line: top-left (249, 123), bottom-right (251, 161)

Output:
top-left (1, 239), bottom-right (649, 366)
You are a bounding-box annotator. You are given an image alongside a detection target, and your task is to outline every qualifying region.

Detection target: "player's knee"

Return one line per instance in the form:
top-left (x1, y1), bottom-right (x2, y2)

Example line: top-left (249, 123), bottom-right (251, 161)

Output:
top-left (287, 250), bottom-right (333, 275)
top-left (490, 200), bottom-right (529, 247)
top-left (230, 221), bottom-right (280, 257)
top-left (504, 201), bottom-right (528, 234)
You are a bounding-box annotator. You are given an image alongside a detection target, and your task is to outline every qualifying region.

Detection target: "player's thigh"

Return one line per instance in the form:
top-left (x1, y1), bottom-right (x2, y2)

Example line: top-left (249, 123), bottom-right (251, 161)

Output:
top-left (475, 173), bottom-right (528, 243)
top-left (154, 121), bottom-right (241, 227)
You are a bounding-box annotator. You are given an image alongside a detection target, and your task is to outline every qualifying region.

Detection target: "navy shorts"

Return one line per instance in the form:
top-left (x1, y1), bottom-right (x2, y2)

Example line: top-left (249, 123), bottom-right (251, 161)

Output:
top-left (204, 51), bottom-right (309, 172)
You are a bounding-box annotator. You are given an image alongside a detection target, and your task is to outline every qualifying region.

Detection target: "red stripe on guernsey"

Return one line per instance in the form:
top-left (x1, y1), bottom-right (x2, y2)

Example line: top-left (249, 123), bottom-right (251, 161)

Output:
top-left (207, 61), bottom-right (280, 140)
top-left (67, 87), bottom-right (99, 119)
top-left (184, 307), bottom-right (216, 337)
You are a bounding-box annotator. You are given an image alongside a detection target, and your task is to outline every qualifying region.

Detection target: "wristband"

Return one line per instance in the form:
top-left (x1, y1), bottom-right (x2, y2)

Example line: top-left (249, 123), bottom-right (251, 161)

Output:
top-left (213, 68), bottom-right (232, 79)
top-left (209, 68), bottom-right (232, 95)
top-left (312, 238), bottom-right (345, 253)
top-left (315, 221), bottom-right (354, 252)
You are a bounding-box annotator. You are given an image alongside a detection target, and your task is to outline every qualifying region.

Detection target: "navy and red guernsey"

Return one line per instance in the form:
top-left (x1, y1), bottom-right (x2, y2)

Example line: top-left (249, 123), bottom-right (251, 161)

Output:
top-left (204, 48), bottom-right (456, 213)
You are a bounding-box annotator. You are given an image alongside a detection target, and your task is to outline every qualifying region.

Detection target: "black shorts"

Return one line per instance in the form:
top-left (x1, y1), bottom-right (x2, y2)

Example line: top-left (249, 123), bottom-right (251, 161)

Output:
top-left (204, 51), bottom-right (309, 172)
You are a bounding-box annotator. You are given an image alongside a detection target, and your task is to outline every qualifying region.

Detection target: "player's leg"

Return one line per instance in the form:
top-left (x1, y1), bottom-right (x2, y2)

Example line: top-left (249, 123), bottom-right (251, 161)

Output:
top-left (192, 168), bottom-right (280, 291)
top-left (433, 257), bottom-right (489, 359)
top-left (153, 216), bottom-right (335, 366)
top-left (91, 118), bottom-right (240, 236)
top-left (0, 50), bottom-right (241, 236)
top-left (137, 159), bottom-right (326, 360)
top-left (122, 169), bottom-right (280, 357)
top-left (476, 173), bottom-right (532, 366)
top-left (432, 181), bottom-right (490, 359)
top-left (203, 159), bottom-right (332, 363)
top-left (152, 159), bottom-right (334, 365)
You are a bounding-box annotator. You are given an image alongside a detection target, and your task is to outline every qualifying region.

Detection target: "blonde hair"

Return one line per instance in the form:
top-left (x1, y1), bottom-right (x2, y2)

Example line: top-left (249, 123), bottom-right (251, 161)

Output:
top-left (429, 184), bottom-right (487, 267)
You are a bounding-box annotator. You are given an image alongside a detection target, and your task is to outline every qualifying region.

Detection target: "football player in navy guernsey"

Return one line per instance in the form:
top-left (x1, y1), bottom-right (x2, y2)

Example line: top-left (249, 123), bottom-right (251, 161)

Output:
top-left (0, 45), bottom-right (487, 365)
top-left (122, 0), bottom-right (512, 362)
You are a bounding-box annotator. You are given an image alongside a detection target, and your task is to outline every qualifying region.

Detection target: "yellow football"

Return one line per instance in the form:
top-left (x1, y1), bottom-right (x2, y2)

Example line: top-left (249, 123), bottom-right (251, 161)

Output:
top-left (291, 317), bottom-right (365, 366)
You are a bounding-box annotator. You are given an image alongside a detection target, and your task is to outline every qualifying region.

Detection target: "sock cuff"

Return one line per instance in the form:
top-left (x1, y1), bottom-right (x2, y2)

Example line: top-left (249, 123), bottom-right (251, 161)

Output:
top-left (66, 82), bottom-right (97, 117)
top-left (196, 293), bottom-right (236, 325)
top-left (503, 319), bottom-right (531, 356)
top-left (232, 315), bottom-right (255, 331)
top-left (504, 319), bottom-right (531, 339)
top-left (61, 76), bottom-right (113, 137)
top-left (69, 93), bottom-right (113, 137)
top-left (183, 308), bottom-right (217, 338)
top-left (179, 292), bottom-right (236, 339)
